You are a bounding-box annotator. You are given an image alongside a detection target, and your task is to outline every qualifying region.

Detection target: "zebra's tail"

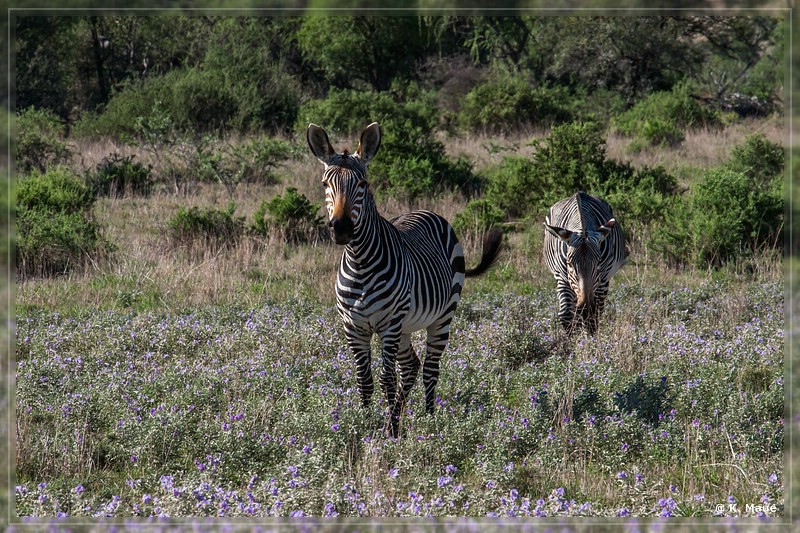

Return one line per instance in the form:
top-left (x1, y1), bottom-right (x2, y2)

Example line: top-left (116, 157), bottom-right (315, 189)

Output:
top-left (465, 228), bottom-right (503, 277)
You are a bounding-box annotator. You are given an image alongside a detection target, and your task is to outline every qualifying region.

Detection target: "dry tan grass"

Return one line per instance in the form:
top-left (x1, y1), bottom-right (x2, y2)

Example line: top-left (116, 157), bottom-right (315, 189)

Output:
top-left (17, 118), bottom-right (785, 312)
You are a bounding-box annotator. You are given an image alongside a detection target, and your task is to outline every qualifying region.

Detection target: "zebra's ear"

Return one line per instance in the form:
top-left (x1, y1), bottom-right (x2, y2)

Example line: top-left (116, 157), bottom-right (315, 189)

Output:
top-left (307, 123), bottom-right (336, 164)
top-left (597, 218), bottom-right (616, 240)
top-left (544, 223), bottom-right (573, 242)
top-left (356, 122), bottom-right (381, 165)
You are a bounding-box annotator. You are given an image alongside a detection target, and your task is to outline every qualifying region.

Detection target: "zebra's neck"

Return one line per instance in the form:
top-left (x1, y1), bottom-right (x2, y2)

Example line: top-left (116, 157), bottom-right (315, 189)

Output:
top-left (343, 193), bottom-right (393, 263)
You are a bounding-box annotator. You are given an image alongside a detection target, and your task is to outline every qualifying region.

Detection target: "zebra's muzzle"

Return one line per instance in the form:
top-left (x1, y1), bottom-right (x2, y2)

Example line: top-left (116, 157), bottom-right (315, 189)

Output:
top-left (330, 216), bottom-right (354, 245)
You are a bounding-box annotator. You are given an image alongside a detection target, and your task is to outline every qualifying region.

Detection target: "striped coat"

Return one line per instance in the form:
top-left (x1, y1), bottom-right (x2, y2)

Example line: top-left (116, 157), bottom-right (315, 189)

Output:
top-left (543, 191), bottom-right (626, 334)
top-left (308, 122), bottom-right (502, 437)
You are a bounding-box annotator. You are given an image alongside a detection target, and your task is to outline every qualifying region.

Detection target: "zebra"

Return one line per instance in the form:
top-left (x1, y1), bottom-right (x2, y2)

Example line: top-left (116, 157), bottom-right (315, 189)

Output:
top-left (543, 191), bottom-right (626, 335)
top-left (307, 121), bottom-right (502, 438)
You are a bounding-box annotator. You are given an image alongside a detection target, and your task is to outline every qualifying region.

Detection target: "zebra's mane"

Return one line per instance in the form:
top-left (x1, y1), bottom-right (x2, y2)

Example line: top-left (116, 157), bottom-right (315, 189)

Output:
top-left (576, 191), bottom-right (588, 238)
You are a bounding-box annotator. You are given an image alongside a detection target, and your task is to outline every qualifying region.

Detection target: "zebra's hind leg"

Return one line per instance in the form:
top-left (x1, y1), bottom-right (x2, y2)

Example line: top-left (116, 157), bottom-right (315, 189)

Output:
top-left (346, 329), bottom-right (374, 409)
top-left (423, 318), bottom-right (453, 415)
top-left (388, 334), bottom-right (420, 438)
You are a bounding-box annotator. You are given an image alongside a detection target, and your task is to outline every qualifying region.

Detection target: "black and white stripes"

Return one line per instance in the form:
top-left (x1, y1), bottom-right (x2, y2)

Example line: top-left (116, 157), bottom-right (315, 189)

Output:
top-left (308, 122), bottom-right (501, 437)
top-left (543, 191), bottom-right (626, 335)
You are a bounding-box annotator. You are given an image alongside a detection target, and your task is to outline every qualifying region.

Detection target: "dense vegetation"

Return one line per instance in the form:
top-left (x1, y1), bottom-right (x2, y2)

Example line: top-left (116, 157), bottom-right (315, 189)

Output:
top-left (12, 13), bottom-right (787, 523)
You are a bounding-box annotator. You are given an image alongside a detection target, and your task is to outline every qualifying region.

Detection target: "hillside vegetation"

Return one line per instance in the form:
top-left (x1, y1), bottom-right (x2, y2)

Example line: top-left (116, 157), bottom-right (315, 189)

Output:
top-left (12, 14), bottom-right (787, 521)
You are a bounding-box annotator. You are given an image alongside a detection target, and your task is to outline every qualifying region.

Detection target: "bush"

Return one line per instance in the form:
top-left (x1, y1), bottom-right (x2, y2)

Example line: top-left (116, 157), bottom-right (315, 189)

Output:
top-left (73, 73), bottom-right (177, 141)
top-left (168, 202), bottom-right (246, 255)
top-left (299, 88), bottom-right (479, 200)
top-left (458, 76), bottom-right (572, 134)
top-left (16, 107), bottom-right (71, 173)
top-left (16, 168), bottom-right (109, 279)
top-left (727, 133), bottom-right (784, 185)
top-left (85, 153), bottom-right (152, 198)
top-left (452, 199), bottom-right (505, 240)
top-left (653, 168), bottom-right (783, 269)
top-left (483, 122), bottom-right (608, 219)
top-left (252, 188), bottom-right (324, 243)
top-left (170, 67), bottom-right (237, 134)
top-left (613, 81), bottom-right (721, 147)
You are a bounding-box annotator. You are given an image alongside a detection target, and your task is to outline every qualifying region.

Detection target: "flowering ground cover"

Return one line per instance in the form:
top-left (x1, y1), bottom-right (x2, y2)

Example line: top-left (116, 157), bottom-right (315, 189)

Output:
top-left (15, 279), bottom-right (783, 519)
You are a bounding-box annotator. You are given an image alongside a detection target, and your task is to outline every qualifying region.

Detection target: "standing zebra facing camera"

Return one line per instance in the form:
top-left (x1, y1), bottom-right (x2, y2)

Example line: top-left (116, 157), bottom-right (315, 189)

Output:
top-left (543, 191), bottom-right (627, 335)
top-left (307, 121), bottom-right (502, 438)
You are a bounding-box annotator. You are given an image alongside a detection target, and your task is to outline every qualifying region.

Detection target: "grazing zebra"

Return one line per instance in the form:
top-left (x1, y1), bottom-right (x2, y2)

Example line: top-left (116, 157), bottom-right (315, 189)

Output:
top-left (543, 191), bottom-right (626, 335)
top-left (307, 122), bottom-right (502, 438)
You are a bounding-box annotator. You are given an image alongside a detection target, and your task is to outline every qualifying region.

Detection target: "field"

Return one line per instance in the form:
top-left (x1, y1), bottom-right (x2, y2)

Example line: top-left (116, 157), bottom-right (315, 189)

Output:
top-left (13, 122), bottom-right (786, 523)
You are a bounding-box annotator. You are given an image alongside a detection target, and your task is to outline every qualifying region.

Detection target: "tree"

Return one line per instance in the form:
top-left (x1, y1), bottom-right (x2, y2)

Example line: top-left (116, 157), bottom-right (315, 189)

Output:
top-left (296, 16), bottom-right (430, 92)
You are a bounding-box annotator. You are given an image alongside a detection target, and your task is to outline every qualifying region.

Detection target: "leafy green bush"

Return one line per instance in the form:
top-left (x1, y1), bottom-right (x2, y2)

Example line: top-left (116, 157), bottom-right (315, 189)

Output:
top-left (726, 133), bottom-right (784, 185)
top-left (168, 202), bottom-right (245, 254)
top-left (613, 81), bottom-right (721, 147)
top-left (170, 67), bottom-right (237, 134)
top-left (16, 168), bottom-right (109, 279)
top-left (72, 73), bottom-right (178, 141)
top-left (16, 107), bottom-right (71, 173)
top-left (452, 199), bottom-right (505, 240)
top-left (252, 187), bottom-right (323, 243)
top-left (458, 76), bottom-right (572, 133)
top-left (299, 89), bottom-right (479, 199)
top-left (85, 153), bottom-right (152, 198)
top-left (654, 168), bottom-right (783, 268)
top-left (483, 122), bottom-right (608, 219)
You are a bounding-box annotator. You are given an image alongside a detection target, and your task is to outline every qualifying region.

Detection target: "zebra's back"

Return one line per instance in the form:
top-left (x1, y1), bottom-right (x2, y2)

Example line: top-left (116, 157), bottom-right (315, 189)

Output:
top-left (390, 210), bottom-right (466, 333)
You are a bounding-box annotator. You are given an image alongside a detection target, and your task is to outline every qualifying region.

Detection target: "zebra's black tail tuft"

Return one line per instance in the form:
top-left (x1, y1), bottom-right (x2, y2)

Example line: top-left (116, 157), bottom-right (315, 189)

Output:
top-left (465, 228), bottom-right (503, 277)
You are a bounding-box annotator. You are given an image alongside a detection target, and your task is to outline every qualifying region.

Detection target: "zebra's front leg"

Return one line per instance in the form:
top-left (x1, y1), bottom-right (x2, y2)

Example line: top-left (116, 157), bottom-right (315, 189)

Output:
top-left (557, 279), bottom-right (579, 334)
top-left (345, 329), bottom-right (374, 409)
top-left (389, 334), bottom-right (420, 437)
top-left (378, 325), bottom-right (403, 437)
top-left (423, 319), bottom-right (452, 415)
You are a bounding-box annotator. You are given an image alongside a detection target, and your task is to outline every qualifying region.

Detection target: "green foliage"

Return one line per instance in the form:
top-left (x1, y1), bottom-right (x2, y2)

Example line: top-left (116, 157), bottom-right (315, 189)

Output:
top-left (16, 107), bottom-right (71, 173)
top-left (654, 168), bottom-right (783, 268)
top-left (458, 75), bottom-right (572, 133)
top-left (252, 187), bottom-right (323, 243)
top-left (613, 82), bottom-right (721, 147)
top-left (726, 133), bottom-right (784, 185)
top-left (452, 199), bottom-right (505, 239)
top-left (300, 88), bottom-right (479, 200)
top-left (16, 168), bottom-right (109, 279)
top-left (169, 67), bottom-right (237, 134)
top-left (73, 74), bottom-right (178, 140)
top-left (483, 122), bottom-right (609, 219)
top-left (653, 133), bottom-right (784, 269)
top-left (85, 153), bottom-right (152, 198)
top-left (296, 16), bottom-right (429, 92)
top-left (167, 202), bottom-right (245, 254)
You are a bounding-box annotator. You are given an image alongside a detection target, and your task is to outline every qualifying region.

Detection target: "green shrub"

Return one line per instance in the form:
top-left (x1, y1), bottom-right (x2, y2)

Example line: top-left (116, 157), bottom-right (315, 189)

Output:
top-left (452, 199), bottom-right (505, 240)
top-left (73, 74), bottom-right (178, 141)
top-left (613, 81), bottom-right (721, 147)
top-left (483, 122), bottom-right (608, 219)
top-left (85, 153), bottom-right (152, 198)
top-left (727, 133), bottom-right (784, 185)
top-left (16, 107), bottom-right (71, 173)
top-left (299, 88), bottom-right (479, 200)
top-left (170, 67), bottom-right (237, 134)
top-left (16, 168), bottom-right (109, 279)
top-left (458, 76), bottom-right (572, 133)
top-left (168, 202), bottom-right (246, 254)
top-left (227, 64), bottom-right (300, 134)
top-left (252, 188), bottom-right (324, 243)
top-left (654, 168), bottom-right (783, 269)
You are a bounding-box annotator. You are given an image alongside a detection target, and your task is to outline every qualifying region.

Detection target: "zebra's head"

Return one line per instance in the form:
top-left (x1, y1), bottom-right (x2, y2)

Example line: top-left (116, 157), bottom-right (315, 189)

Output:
top-left (307, 122), bottom-right (381, 245)
top-left (544, 219), bottom-right (616, 309)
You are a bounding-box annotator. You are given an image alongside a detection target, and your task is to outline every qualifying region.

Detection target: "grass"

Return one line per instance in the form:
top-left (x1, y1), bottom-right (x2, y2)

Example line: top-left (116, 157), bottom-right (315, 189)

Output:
top-left (12, 121), bottom-right (786, 521)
